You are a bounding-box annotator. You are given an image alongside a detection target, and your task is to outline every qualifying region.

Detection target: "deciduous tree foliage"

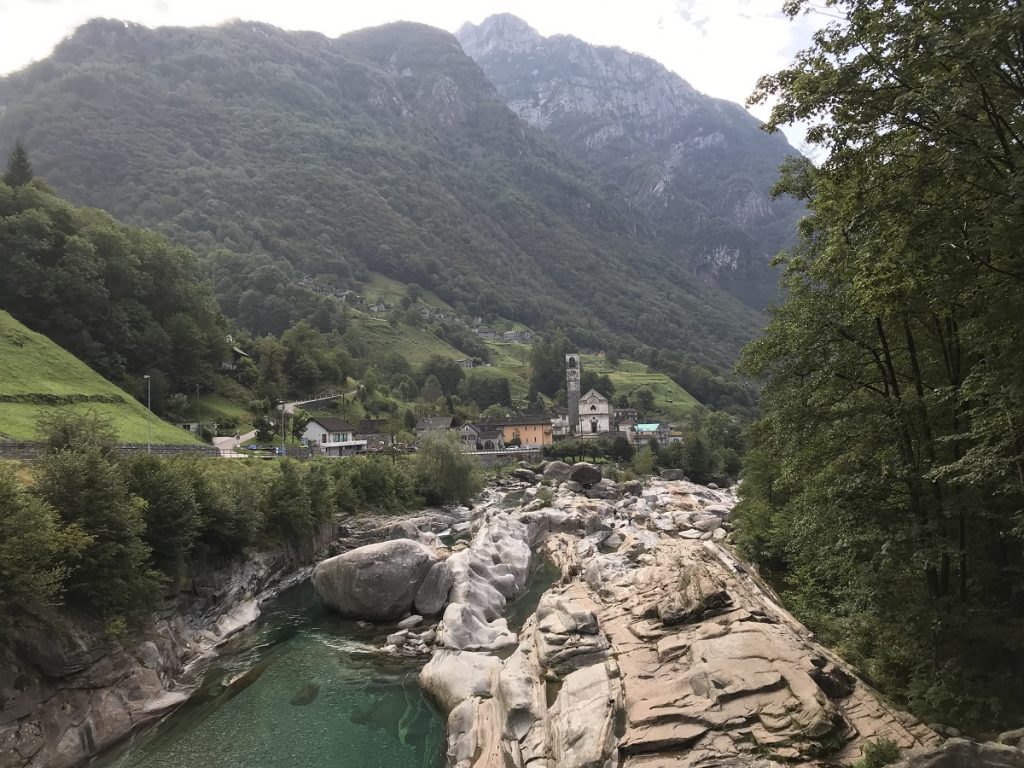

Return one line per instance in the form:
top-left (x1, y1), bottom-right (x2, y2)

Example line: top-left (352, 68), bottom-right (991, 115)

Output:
top-left (0, 177), bottom-right (227, 398)
top-left (738, 0), bottom-right (1024, 726)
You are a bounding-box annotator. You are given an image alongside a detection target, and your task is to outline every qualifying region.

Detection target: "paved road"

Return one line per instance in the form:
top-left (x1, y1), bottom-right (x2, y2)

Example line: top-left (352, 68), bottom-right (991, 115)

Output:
top-left (211, 429), bottom-right (256, 457)
top-left (211, 390), bottom-right (357, 457)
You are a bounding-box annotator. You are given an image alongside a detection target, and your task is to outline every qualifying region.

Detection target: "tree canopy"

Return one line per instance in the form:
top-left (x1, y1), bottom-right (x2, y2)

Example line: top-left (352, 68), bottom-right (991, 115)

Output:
top-left (738, 0), bottom-right (1024, 727)
top-left (3, 139), bottom-right (33, 187)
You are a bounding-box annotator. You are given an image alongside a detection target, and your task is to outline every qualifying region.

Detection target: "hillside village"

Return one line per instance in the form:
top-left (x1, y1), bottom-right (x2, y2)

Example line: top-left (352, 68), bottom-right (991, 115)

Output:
top-left (299, 384), bottom-right (676, 457)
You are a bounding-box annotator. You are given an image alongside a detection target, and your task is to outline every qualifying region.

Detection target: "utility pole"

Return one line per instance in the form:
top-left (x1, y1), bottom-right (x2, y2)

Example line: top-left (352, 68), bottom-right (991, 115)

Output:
top-left (143, 374), bottom-right (152, 452)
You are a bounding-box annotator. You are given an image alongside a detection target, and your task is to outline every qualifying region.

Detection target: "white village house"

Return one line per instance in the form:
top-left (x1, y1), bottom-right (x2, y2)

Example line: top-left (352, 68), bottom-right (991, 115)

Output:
top-left (301, 416), bottom-right (367, 456)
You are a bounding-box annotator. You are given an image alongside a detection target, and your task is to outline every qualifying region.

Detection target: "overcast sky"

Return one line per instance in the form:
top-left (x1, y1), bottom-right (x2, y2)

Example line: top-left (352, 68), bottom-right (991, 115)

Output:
top-left (0, 0), bottom-right (823, 151)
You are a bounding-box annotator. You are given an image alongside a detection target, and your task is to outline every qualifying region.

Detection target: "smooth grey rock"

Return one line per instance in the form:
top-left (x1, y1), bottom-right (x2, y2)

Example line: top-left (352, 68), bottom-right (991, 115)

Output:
top-left (890, 740), bottom-right (1024, 768)
top-left (414, 561), bottom-right (454, 616)
top-left (569, 462), bottom-right (602, 486)
top-left (437, 603), bottom-right (517, 652)
top-left (543, 461), bottom-right (573, 482)
top-left (511, 468), bottom-right (538, 483)
top-left (563, 480), bottom-right (583, 493)
top-left (659, 468), bottom-right (687, 481)
top-left (420, 650), bottom-right (502, 713)
top-left (397, 615), bottom-right (423, 629)
top-left (999, 729), bottom-right (1024, 751)
top-left (312, 539), bottom-right (437, 621)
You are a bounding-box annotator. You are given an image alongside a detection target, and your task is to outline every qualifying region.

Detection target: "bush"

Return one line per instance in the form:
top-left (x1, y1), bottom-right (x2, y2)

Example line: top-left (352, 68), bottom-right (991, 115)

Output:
top-left (414, 432), bottom-right (482, 505)
top-left (854, 739), bottom-right (901, 768)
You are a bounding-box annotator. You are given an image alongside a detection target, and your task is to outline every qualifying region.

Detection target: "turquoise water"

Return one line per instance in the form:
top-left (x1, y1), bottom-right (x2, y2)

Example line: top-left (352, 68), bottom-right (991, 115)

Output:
top-left (95, 559), bottom-right (562, 768)
top-left (95, 582), bottom-right (445, 768)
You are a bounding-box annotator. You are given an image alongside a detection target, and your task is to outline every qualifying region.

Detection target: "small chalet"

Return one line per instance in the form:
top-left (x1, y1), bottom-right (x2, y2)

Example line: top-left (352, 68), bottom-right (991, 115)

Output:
top-left (459, 424), bottom-right (505, 451)
top-left (476, 328), bottom-right (497, 341)
top-left (301, 417), bottom-right (367, 456)
top-left (630, 423), bottom-right (672, 447)
top-left (368, 301), bottom-right (391, 314)
top-left (455, 358), bottom-right (476, 369)
top-left (221, 344), bottom-right (251, 372)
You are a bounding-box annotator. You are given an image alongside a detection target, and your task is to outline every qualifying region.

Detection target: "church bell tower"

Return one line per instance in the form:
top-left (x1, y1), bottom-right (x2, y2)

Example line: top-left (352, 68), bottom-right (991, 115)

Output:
top-left (566, 353), bottom-right (581, 436)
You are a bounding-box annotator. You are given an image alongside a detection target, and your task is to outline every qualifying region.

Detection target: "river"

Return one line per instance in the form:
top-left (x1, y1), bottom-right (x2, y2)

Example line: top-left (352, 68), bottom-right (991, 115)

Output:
top-left (93, 560), bottom-right (561, 768)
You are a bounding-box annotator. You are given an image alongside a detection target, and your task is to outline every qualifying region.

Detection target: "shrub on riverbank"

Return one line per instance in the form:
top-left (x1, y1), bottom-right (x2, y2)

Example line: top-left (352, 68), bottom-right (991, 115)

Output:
top-left (0, 413), bottom-right (474, 641)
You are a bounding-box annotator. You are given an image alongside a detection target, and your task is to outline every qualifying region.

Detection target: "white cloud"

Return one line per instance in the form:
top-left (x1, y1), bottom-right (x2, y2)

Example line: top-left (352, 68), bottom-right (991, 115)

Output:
top-left (0, 0), bottom-right (824, 148)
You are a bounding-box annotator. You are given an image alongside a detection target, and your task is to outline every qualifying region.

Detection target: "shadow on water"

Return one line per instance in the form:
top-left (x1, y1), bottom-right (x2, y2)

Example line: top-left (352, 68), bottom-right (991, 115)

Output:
top-left (91, 581), bottom-right (445, 768)
top-left (506, 558), bottom-right (561, 631)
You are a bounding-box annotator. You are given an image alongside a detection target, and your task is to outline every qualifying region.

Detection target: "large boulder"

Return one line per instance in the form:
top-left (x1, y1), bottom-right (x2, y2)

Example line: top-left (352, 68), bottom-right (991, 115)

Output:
top-left (890, 740), bottom-right (1024, 768)
top-left (312, 539), bottom-right (437, 621)
top-left (414, 561), bottom-right (454, 616)
top-left (569, 462), bottom-right (602, 486)
top-left (659, 468), bottom-right (687, 481)
top-left (419, 649), bottom-right (502, 713)
top-left (511, 468), bottom-right (538, 483)
top-left (543, 461), bottom-right (573, 483)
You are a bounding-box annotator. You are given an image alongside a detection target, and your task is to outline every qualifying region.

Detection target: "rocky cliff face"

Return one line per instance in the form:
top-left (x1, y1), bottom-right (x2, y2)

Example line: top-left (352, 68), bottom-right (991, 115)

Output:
top-left (457, 14), bottom-right (805, 310)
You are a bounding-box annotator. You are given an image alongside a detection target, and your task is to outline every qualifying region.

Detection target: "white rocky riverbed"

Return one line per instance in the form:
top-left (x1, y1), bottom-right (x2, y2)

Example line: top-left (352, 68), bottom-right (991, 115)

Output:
top-left (313, 462), bottom-right (1024, 768)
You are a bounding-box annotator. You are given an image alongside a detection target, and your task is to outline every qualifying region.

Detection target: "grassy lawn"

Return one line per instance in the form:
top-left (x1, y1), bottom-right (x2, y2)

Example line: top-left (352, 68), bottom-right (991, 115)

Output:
top-left (0, 310), bottom-right (202, 444)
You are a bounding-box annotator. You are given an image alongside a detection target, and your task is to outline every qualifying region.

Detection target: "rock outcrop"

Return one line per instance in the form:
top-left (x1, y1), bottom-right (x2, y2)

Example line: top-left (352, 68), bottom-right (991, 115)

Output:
top-left (424, 479), bottom-right (943, 768)
top-left (1, 509), bottom-right (462, 768)
top-left (312, 538), bottom-right (438, 621)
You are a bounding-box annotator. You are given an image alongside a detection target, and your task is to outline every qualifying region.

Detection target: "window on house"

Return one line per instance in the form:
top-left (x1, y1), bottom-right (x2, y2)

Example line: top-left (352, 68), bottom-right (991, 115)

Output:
top-left (321, 433), bottom-right (326, 443)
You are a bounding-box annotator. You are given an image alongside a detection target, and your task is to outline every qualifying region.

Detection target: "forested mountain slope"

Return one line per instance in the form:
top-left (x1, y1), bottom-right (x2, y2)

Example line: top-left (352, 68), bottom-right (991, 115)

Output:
top-left (458, 14), bottom-right (804, 310)
top-left (0, 19), bottom-right (765, 371)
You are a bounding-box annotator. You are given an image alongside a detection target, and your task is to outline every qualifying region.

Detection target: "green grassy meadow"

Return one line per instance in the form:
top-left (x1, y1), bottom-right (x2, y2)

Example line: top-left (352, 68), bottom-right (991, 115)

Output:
top-left (0, 311), bottom-right (202, 444)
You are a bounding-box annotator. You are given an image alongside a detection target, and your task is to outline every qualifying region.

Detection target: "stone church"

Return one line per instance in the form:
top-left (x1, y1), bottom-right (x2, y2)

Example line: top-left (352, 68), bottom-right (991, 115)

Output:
top-left (579, 389), bottom-right (613, 435)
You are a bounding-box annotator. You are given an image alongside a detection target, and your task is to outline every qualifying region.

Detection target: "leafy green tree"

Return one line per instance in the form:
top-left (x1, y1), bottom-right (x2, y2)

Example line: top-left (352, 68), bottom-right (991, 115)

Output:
top-left (419, 374), bottom-right (444, 404)
top-left (414, 432), bottom-right (482, 505)
top-left (3, 140), bottom-right (33, 187)
top-left (632, 386), bottom-right (655, 412)
top-left (528, 331), bottom-right (573, 397)
top-left (36, 409), bottom-right (118, 455)
top-left (36, 446), bottom-right (161, 624)
top-left (738, 0), bottom-right (1024, 725)
top-left (264, 460), bottom-right (316, 542)
top-left (632, 445), bottom-right (656, 476)
top-left (124, 455), bottom-right (201, 576)
top-left (0, 466), bottom-right (90, 638)
top-left (419, 355), bottom-right (464, 396)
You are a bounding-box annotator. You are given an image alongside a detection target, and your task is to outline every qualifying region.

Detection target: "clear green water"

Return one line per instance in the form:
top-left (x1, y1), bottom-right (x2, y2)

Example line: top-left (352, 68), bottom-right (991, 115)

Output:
top-left (96, 582), bottom-right (445, 768)
top-left (96, 559), bottom-right (561, 768)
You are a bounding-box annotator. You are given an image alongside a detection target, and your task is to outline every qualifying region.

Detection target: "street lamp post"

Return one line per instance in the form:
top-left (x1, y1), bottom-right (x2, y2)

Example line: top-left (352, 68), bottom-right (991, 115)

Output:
top-left (143, 374), bottom-right (152, 453)
top-left (279, 400), bottom-right (286, 457)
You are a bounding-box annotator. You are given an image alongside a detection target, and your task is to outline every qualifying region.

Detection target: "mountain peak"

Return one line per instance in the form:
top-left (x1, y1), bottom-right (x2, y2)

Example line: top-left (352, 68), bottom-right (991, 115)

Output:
top-left (457, 14), bottom-right (541, 57)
